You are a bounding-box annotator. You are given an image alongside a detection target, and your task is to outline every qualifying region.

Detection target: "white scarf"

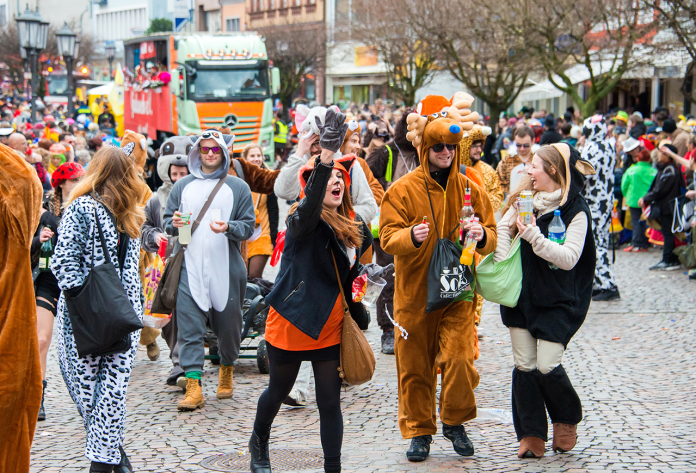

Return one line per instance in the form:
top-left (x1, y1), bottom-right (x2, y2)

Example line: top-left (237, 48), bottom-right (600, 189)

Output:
top-left (533, 189), bottom-right (563, 214)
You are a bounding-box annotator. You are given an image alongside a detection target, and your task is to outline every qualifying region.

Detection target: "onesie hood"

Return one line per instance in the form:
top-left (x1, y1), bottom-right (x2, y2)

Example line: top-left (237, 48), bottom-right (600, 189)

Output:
top-left (188, 129), bottom-right (234, 180)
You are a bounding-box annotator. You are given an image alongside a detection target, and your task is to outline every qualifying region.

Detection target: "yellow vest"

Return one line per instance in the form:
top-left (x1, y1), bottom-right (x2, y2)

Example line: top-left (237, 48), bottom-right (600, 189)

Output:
top-left (274, 119), bottom-right (288, 144)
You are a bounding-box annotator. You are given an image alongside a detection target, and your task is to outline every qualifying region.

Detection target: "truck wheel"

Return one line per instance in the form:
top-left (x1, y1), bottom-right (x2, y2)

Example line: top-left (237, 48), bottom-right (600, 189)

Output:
top-left (257, 340), bottom-right (269, 374)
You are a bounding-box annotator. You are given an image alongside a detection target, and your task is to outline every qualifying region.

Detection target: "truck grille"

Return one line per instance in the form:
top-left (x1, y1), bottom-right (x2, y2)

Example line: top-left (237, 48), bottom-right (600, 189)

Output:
top-left (199, 116), bottom-right (261, 153)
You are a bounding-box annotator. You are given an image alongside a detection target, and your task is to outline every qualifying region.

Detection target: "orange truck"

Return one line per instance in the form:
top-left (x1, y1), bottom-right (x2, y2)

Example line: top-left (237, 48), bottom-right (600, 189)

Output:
top-left (124, 32), bottom-right (280, 161)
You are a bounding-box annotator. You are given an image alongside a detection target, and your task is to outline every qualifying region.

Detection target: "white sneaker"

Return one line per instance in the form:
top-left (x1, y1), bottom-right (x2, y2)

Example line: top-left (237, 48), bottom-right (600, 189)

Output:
top-left (283, 388), bottom-right (307, 408)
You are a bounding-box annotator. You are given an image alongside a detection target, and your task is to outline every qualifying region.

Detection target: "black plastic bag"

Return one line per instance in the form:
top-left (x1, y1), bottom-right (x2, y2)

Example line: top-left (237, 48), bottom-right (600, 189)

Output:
top-left (426, 237), bottom-right (474, 313)
top-left (64, 205), bottom-right (143, 358)
top-left (424, 181), bottom-right (473, 313)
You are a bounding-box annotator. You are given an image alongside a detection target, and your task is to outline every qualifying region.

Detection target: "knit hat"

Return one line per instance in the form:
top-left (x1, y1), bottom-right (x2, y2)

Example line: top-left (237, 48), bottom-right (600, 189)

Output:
top-left (662, 119), bottom-right (677, 134)
top-left (51, 162), bottom-right (85, 189)
top-left (544, 116), bottom-right (556, 129)
top-left (340, 119), bottom-right (362, 154)
top-left (508, 117), bottom-right (518, 127)
top-left (661, 143), bottom-right (678, 155)
top-left (49, 143), bottom-right (67, 155)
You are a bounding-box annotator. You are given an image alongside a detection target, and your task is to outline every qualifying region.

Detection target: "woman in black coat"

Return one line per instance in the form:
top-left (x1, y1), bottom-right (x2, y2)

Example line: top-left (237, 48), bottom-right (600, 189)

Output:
top-left (640, 144), bottom-right (684, 270)
top-left (249, 109), bottom-right (372, 473)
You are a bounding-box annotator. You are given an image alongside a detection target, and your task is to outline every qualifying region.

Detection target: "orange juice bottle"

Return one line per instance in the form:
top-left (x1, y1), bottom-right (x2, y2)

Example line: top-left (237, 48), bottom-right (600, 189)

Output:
top-left (460, 217), bottom-right (479, 266)
top-left (459, 187), bottom-right (474, 244)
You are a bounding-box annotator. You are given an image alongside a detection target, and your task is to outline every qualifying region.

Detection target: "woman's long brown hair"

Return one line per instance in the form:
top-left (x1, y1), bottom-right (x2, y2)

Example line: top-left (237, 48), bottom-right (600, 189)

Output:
top-left (289, 173), bottom-right (364, 248)
top-left (66, 146), bottom-right (148, 238)
top-left (501, 146), bottom-right (567, 232)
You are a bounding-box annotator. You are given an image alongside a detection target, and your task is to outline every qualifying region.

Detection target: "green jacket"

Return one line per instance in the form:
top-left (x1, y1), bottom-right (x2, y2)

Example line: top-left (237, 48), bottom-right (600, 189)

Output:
top-left (621, 162), bottom-right (657, 208)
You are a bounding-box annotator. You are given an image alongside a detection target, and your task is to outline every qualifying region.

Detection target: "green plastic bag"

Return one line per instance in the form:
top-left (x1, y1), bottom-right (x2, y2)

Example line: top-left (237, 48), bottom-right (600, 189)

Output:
top-left (475, 235), bottom-right (522, 308)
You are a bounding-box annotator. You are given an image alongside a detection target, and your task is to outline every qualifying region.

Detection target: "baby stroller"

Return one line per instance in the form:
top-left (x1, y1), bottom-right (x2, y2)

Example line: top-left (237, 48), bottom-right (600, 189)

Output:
top-left (205, 282), bottom-right (270, 373)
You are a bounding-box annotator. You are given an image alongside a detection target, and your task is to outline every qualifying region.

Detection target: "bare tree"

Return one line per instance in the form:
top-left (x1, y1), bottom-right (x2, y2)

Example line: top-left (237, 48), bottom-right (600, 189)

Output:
top-left (408, 0), bottom-right (535, 126)
top-left (261, 21), bottom-right (326, 119)
top-left (515, 0), bottom-right (658, 117)
top-left (643, 0), bottom-right (696, 60)
top-left (349, 0), bottom-right (440, 106)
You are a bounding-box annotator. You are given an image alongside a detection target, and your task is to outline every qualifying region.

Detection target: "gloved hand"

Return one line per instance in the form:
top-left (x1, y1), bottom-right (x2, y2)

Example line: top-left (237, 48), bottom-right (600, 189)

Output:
top-left (318, 107), bottom-right (348, 153)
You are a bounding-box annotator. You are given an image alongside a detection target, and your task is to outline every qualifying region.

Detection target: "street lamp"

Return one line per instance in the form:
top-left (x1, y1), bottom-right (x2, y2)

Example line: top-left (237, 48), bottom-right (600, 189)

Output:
top-left (105, 42), bottom-right (116, 80)
top-left (16, 4), bottom-right (48, 124)
top-left (56, 23), bottom-right (77, 118)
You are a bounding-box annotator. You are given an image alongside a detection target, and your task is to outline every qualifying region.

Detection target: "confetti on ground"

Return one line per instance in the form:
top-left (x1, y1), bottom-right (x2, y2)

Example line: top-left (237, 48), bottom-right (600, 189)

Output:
top-left (612, 337), bottom-right (621, 340)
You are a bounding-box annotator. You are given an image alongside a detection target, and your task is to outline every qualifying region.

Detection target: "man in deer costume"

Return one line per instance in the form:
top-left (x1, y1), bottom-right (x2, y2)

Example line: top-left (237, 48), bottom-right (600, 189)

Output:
top-left (380, 93), bottom-right (497, 462)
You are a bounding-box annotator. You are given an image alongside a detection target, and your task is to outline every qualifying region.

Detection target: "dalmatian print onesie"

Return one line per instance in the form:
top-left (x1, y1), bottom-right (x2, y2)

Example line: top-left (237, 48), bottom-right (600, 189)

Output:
top-left (51, 196), bottom-right (143, 465)
top-left (581, 117), bottom-right (619, 292)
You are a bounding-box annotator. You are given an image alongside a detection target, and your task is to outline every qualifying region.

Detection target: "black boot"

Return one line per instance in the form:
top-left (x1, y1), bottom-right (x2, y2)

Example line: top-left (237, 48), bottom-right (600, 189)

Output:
top-left (406, 435), bottom-right (432, 462)
top-left (38, 380), bottom-right (46, 421)
top-left (538, 364), bottom-right (582, 426)
top-left (442, 423), bottom-right (474, 456)
top-left (381, 329), bottom-right (395, 354)
top-left (324, 455), bottom-right (341, 472)
top-left (511, 368), bottom-right (548, 441)
top-left (89, 462), bottom-right (114, 473)
top-left (249, 430), bottom-right (272, 473)
top-left (114, 446), bottom-right (132, 473)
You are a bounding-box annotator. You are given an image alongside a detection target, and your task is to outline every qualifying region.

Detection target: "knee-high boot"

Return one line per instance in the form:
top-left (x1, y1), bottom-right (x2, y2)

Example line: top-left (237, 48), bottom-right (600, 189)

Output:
top-left (538, 364), bottom-right (582, 426)
top-left (511, 368), bottom-right (548, 441)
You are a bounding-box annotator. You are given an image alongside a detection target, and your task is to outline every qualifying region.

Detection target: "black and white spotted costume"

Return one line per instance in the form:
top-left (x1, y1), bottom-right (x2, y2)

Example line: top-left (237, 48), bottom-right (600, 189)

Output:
top-left (581, 117), bottom-right (618, 291)
top-left (51, 195), bottom-right (143, 465)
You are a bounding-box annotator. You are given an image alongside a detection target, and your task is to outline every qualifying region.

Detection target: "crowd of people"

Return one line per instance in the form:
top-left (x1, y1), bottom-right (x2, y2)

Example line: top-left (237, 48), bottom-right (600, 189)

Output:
top-left (2, 86), bottom-right (695, 473)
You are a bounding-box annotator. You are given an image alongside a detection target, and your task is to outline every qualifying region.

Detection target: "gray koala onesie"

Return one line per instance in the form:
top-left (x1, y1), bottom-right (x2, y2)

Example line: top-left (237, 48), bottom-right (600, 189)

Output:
top-left (163, 130), bottom-right (255, 375)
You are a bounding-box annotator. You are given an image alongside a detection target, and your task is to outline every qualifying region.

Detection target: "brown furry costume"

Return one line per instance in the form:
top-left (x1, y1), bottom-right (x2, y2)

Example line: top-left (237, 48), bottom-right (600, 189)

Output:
top-left (379, 94), bottom-right (497, 438)
top-left (0, 145), bottom-right (43, 472)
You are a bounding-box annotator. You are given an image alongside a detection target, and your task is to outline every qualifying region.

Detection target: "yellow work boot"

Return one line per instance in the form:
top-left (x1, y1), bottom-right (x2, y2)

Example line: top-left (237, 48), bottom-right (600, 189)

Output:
top-left (177, 378), bottom-right (204, 411)
top-left (217, 365), bottom-right (234, 399)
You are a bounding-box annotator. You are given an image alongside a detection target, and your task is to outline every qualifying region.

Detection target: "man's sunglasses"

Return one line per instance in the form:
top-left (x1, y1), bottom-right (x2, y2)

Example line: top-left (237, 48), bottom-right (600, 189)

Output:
top-left (199, 146), bottom-right (222, 154)
top-left (431, 143), bottom-right (457, 153)
top-left (516, 143), bottom-right (531, 149)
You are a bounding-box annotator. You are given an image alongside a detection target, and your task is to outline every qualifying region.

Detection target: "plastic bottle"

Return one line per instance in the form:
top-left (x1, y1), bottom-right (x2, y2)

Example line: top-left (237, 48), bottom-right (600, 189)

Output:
top-left (548, 210), bottom-right (566, 244)
top-left (459, 187), bottom-right (474, 244)
top-left (178, 200), bottom-right (192, 245)
top-left (39, 225), bottom-right (53, 272)
top-left (460, 217), bottom-right (479, 266)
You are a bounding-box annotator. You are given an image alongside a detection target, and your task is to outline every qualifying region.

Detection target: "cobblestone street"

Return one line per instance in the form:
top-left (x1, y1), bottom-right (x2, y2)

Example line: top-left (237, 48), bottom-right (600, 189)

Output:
top-left (30, 249), bottom-right (696, 473)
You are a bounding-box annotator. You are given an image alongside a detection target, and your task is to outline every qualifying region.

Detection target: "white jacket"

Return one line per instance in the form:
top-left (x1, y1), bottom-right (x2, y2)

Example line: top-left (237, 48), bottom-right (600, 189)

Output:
top-left (274, 151), bottom-right (378, 223)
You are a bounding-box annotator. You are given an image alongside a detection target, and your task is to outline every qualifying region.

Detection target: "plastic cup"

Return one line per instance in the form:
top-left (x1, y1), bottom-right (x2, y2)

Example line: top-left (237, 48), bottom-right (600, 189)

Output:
top-left (179, 212), bottom-right (192, 244)
top-left (361, 276), bottom-right (387, 306)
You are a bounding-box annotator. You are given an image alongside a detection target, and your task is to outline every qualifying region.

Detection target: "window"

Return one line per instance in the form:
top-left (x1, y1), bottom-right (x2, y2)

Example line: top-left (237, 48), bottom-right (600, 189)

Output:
top-left (0, 6), bottom-right (6, 27)
top-left (226, 17), bottom-right (240, 32)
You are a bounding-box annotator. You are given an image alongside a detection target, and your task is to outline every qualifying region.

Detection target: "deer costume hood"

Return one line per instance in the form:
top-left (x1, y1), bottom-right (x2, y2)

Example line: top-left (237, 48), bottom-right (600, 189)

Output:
top-left (379, 93), bottom-right (497, 438)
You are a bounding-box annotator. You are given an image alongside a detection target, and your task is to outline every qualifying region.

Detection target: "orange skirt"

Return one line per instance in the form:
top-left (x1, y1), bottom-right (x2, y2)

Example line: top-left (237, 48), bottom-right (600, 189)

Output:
top-left (265, 296), bottom-right (344, 351)
top-left (248, 234), bottom-right (273, 258)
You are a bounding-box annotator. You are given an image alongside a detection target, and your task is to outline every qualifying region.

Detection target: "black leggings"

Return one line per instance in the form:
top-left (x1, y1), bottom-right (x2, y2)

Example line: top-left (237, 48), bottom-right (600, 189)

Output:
top-left (253, 354), bottom-right (343, 464)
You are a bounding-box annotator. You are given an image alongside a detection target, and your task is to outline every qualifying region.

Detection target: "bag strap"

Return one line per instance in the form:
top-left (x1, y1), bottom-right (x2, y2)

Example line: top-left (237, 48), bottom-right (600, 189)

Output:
top-left (424, 178), bottom-right (465, 241)
top-left (191, 176), bottom-right (227, 235)
top-left (330, 250), bottom-right (350, 314)
top-left (385, 146), bottom-right (393, 183)
top-left (93, 204), bottom-right (112, 268)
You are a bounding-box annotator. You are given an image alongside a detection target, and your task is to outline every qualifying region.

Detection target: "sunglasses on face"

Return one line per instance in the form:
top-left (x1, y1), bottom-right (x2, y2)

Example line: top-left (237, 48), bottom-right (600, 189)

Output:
top-left (516, 143), bottom-right (531, 149)
top-left (431, 143), bottom-right (457, 153)
top-left (199, 146), bottom-right (222, 154)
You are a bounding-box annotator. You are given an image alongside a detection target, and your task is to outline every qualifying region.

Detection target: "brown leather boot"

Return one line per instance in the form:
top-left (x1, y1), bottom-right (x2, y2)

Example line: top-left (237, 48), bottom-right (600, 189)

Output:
top-left (217, 365), bottom-right (234, 399)
top-left (518, 436), bottom-right (545, 458)
top-left (178, 378), bottom-right (204, 411)
top-left (552, 423), bottom-right (577, 453)
top-left (146, 341), bottom-right (160, 361)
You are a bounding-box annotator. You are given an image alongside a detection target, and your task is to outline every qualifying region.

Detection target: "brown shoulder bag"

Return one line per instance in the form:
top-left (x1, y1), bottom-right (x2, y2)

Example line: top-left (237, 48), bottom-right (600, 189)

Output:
top-left (331, 250), bottom-right (376, 386)
top-left (151, 176), bottom-right (227, 314)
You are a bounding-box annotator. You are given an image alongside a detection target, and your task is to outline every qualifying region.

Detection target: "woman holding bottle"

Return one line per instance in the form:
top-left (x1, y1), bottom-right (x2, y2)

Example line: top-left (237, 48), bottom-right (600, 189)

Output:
top-left (31, 162), bottom-right (85, 421)
top-left (495, 143), bottom-right (596, 459)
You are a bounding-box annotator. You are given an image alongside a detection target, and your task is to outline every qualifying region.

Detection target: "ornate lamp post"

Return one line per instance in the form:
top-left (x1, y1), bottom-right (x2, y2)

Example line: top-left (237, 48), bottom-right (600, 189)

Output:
top-left (16, 5), bottom-right (48, 124)
top-left (56, 23), bottom-right (77, 118)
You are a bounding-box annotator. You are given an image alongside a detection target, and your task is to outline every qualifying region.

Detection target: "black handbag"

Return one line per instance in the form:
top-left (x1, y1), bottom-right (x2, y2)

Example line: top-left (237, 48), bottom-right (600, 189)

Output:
top-left (64, 204), bottom-right (143, 358)
top-left (424, 180), bottom-right (474, 313)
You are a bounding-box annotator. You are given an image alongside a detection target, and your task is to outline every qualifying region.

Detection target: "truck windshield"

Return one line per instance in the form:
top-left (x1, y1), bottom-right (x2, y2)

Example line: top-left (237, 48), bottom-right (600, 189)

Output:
top-left (189, 67), bottom-right (269, 102)
top-left (47, 75), bottom-right (68, 95)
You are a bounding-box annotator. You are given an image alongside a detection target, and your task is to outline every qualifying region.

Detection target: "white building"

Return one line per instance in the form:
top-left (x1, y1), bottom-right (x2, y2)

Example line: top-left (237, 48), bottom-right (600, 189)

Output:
top-left (0, 0), bottom-right (93, 36)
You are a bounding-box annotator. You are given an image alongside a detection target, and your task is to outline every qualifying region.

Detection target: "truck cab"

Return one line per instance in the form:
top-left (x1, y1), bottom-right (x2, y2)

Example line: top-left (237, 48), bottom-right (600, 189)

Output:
top-left (124, 33), bottom-right (280, 163)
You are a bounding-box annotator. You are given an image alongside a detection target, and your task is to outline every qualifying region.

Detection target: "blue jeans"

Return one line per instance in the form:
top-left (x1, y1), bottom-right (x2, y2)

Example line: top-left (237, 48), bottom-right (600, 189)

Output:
top-left (629, 207), bottom-right (649, 249)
